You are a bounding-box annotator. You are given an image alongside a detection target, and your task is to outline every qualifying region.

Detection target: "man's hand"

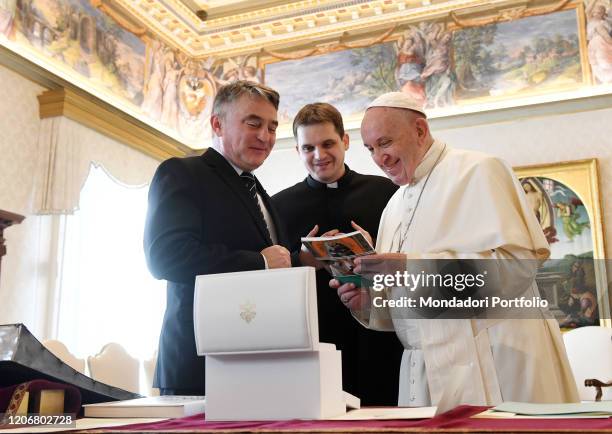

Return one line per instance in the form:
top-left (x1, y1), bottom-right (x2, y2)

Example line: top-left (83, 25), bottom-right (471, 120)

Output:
top-left (330, 279), bottom-right (370, 311)
top-left (299, 225), bottom-right (341, 269)
top-left (261, 245), bottom-right (291, 269)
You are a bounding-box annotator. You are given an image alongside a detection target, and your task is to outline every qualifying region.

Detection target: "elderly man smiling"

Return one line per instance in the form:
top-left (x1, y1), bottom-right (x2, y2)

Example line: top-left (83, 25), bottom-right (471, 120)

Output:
top-left (332, 92), bottom-right (578, 407)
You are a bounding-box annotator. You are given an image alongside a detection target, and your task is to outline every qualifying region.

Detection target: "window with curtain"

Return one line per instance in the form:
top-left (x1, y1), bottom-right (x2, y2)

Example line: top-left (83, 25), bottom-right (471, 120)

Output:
top-left (56, 163), bottom-right (166, 359)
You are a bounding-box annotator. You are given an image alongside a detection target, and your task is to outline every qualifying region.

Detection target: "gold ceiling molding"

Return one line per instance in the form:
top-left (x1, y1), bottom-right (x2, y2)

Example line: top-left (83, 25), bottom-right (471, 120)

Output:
top-left (201, 0), bottom-right (343, 28)
top-left (449, 0), bottom-right (573, 28)
top-left (111, 0), bottom-right (521, 58)
top-left (85, 0), bottom-right (584, 59)
top-left (261, 23), bottom-right (397, 60)
top-left (38, 89), bottom-right (194, 161)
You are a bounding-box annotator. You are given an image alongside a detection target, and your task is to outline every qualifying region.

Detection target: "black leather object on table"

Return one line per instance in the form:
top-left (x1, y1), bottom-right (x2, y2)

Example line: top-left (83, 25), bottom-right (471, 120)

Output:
top-left (0, 323), bottom-right (140, 404)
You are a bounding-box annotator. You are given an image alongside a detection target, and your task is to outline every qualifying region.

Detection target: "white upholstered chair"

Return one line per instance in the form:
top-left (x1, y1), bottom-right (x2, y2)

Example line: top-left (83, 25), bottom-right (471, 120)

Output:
top-left (563, 326), bottom-right (612, 401)
top-left (87, 343), bottom-right (140, 394)
top-left (142, 350), bottom-right (159, 396)
top-left (43, 340), bottom-right (86, 374)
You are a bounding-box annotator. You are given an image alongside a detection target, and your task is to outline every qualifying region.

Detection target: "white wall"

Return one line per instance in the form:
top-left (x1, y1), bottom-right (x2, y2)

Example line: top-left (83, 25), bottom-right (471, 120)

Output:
top-left (0, 64), bottom-right (49, 335)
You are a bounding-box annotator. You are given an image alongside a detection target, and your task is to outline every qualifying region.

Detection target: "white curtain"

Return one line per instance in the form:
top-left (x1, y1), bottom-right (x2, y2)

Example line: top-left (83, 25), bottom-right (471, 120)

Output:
top-left (31, 115), bottom-right (164, 358)
top-left (55, 164), bottom-right (165, 359)
top-left (34, 116), bottom-right (159, 214)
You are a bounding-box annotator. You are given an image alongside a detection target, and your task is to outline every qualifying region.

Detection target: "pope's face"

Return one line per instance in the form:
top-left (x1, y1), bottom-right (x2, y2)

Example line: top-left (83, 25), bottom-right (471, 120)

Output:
top-left (361, 107), bottom-right (427, 186)
top-left (211, 94), bottom-right (278, 172)
top-left (296, 122), bottom-right (348, 184)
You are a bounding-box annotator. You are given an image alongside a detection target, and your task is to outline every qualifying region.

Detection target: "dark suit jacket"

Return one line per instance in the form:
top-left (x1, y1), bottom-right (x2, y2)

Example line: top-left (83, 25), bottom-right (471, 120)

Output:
top-left (144, 148), bottom-right (292, 392)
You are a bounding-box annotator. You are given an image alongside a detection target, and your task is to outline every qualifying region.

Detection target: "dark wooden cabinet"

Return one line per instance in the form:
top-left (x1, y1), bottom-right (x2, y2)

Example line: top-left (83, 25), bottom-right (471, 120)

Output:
top-left (0, 209), bottom-right (25, 279)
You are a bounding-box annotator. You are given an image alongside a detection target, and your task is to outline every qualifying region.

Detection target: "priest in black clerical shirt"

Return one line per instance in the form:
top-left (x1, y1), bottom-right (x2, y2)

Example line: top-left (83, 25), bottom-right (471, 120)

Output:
top-left (272, 103), bottom-right (403, 406)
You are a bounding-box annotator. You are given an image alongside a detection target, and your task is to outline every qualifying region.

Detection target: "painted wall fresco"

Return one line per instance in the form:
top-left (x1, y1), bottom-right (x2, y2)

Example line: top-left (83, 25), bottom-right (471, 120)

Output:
top-left (452, 9), bottom-right (585, 102)
top-left (2, 0), bottom-right (145, 104)
top-left (265, 6), bottom-right (598, 121)
top-left (264, 42), bottom-right (396, 124)
top-left (585, 0), bottom-right (612, 84)
top-left (139, 50), bottom-right (262, 142)
top-left (521, 176), bottom-right (599, 328)
top-left (395, 23), bottom-right (454, 109)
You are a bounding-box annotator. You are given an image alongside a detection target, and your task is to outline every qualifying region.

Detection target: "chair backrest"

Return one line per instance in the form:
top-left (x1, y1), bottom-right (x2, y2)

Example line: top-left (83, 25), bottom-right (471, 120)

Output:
top-left (563, 326), bottom-right (612, 401)
top-left (87, 343), bottom-right (140, 394)
top-left (142, 350), bottom-right (159, 396)
top-left (42, 340), bottom-right (86, 374)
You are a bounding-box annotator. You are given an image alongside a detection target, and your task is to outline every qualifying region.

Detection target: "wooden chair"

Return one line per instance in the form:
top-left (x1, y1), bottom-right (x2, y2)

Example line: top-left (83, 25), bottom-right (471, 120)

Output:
top-left (87, 343), bottom-right (140, 394)
top-left (142, 350), bottom-right (159, 396)
top-left (563, 326), bottom-right (612, 401)
top-left (42, 340), bottom-right (86, 374)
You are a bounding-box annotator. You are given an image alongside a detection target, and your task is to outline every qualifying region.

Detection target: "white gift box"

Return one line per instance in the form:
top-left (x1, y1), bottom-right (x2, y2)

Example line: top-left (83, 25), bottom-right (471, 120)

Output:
top-left (194, 267), bottom-right (319, 355)
top-left (205, 344), bottom-right (345, 420)
top-left (194, 267), bottom-right (358, 421)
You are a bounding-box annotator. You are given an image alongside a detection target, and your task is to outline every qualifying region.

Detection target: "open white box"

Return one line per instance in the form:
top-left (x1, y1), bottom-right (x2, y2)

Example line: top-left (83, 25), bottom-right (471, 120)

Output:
top-left (194, 267), bottom-right (358, 421)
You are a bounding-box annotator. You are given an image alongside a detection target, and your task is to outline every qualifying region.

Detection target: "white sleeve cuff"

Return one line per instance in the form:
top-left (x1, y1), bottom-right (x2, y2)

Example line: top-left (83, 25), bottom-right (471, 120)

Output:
top-left (261, 252), bottom-right (269, 269)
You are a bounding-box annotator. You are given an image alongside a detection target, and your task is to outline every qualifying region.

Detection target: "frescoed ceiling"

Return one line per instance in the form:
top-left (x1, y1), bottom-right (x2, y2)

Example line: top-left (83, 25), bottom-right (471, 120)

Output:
top-left (102, 0), bottom-right (525, 58)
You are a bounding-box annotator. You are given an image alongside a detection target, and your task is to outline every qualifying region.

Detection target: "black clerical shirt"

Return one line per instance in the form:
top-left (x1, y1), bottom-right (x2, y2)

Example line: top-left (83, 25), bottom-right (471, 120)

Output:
top-left (273, 166), bottom-right (403, 406)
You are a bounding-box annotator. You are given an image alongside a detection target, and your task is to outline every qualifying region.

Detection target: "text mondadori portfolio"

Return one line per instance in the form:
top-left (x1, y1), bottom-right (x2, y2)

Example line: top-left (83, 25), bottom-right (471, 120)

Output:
top-left (372, 296), bottom-right (549, 308)
top-left (370, 270), bottom-right (548, 309)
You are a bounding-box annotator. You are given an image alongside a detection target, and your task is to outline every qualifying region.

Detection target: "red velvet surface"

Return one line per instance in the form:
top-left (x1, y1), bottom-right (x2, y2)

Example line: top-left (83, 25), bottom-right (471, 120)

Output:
top-left (87, 405), bottom-right (612, 432)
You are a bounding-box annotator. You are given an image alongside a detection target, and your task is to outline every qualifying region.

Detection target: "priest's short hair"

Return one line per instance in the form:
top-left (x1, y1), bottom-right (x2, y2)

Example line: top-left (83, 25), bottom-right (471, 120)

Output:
top-left (292, 102), bottom-right (345, 139)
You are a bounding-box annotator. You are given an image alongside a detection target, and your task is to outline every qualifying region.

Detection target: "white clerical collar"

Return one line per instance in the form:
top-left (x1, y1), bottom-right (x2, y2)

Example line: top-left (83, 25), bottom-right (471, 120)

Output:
top-left (411, 139), bottom-right (445, 184)
top-left (306, 166), bottom-right (352, 190)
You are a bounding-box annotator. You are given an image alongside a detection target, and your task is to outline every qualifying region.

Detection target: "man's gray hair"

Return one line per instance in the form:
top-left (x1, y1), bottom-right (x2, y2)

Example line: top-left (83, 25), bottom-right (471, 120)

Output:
top-left (212, 80), bottom-right (279, 117)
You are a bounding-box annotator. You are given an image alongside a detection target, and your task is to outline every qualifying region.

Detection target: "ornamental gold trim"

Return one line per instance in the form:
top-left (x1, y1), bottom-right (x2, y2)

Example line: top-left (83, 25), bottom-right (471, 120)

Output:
top-left (38, 89), bottom-right (193, 161)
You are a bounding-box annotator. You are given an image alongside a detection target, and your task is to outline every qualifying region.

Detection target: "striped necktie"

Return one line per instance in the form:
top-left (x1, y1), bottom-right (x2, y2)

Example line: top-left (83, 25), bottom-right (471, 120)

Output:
top-left (240, 172), bottom-right (258, 201)
top-left (240, 172), bottom-right (272, 242)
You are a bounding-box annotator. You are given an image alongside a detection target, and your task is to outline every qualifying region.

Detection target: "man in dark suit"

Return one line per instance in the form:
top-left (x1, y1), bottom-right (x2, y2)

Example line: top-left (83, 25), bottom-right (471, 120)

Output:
top-left (144, 81), bottom-right (294, 396)
top-left (272, 103), bottom-right (403, 405)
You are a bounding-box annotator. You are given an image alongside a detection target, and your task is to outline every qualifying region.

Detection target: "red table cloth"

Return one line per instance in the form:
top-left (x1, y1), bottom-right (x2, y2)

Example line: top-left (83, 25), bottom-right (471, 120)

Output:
top-left (81, 405), bottom-right (612, 433)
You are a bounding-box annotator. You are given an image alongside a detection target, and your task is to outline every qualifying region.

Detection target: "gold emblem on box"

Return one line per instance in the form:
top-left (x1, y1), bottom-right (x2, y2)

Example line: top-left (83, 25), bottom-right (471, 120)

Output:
top-left (240, 301), bottom-right (256, 323)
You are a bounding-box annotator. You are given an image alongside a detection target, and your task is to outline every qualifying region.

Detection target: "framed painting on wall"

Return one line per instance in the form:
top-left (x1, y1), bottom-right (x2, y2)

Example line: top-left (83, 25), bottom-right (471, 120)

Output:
top-left (514, 159), bottom-right (610, 329)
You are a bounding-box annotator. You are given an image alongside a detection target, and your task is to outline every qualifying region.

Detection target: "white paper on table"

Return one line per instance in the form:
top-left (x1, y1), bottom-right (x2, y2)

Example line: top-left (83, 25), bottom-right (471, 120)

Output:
top-left (332, 406), bottom-right (437, 420)
top-left (494, 401), bottom-right (612, 416)
top-left (473, 409), bottom-right (611, 419)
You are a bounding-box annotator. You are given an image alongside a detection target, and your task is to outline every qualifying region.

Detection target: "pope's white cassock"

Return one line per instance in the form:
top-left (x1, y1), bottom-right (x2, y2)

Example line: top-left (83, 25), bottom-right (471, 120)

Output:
top-left (358, 139), bottom-right (579, 407)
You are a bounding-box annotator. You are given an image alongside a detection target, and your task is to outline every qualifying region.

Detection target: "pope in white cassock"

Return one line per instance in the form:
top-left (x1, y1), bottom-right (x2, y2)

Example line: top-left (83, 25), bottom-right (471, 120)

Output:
top-left (332, 92), bottom-right (579, 407)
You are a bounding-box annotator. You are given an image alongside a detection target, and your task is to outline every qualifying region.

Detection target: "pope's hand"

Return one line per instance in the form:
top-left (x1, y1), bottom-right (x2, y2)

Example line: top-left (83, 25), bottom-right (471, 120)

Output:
top-left (261, 245), bottom-right (291, 269)
top-left (330, 279), bottom-right (370, 311)
top-left (353, 253), bottom-right (408, 274)
top-left (350, 221), bottom-right (373, 247)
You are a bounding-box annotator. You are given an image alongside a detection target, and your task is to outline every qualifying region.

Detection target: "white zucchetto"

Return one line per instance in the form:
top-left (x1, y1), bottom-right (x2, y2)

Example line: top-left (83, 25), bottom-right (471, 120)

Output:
top-left (367, 92), bottom-right (427, 117)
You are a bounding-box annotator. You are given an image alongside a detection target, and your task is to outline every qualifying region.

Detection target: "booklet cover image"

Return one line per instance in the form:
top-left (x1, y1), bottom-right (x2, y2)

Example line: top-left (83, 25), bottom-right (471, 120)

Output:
top-left (301, 231), bottom-right (375, 277)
